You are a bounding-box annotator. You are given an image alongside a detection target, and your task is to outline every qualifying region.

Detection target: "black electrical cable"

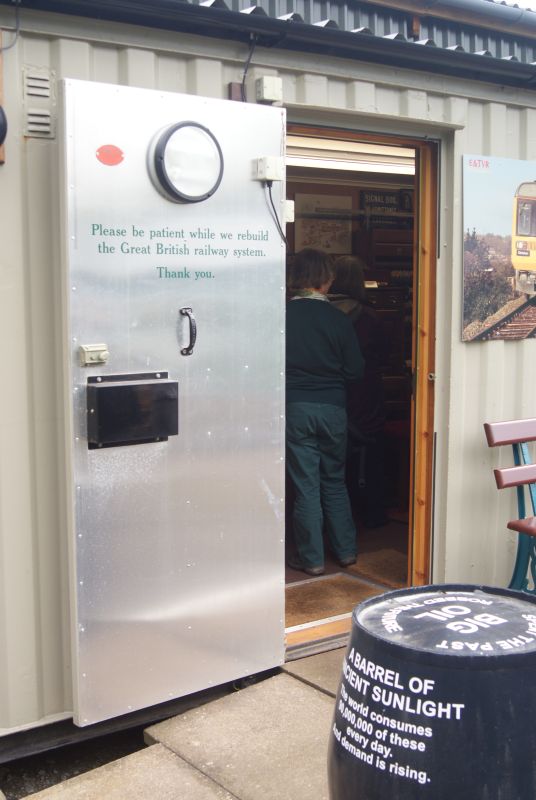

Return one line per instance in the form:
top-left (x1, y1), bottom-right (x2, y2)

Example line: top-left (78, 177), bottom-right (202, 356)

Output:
top-left (265, 180), bottom-right (287, 245)
top-left (241, 34), bottom-right (258, 102)
top-left (0, 0), bottom-right (21, 53)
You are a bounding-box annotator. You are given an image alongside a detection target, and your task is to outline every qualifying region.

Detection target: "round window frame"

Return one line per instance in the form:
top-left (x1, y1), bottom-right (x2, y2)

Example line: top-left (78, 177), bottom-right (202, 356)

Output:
top-left (0, 106), bottom-right (7, 147)
top-left (151, 121), bottom-right (224, 204)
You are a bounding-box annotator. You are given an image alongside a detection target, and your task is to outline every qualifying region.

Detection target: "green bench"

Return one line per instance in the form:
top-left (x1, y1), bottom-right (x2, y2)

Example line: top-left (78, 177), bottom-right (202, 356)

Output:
top-left (484, 418), bottom-right (536, 593)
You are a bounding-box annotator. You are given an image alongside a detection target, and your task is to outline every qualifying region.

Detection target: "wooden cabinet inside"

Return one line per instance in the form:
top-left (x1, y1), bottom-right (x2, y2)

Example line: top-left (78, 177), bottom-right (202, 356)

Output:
top-left (371, 229), bottom-right (413, 271)
top-left (365, 286), bottom-right (412, 512)
top-left (352, 228), bottom-right (413, 287)
top-left (366, 286), bottom-right (412, 369)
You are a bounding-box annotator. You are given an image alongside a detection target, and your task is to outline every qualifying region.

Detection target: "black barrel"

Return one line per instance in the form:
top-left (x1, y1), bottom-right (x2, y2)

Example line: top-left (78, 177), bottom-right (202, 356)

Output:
top-left (328, 584), bottom-right (536, 799)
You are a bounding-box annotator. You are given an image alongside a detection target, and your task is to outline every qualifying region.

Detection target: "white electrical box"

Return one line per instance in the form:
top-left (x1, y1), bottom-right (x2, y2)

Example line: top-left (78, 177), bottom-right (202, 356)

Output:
top-left (253, 156), bottom-right (285, 181)
top-left (255, 76), bottom-right (283, 104)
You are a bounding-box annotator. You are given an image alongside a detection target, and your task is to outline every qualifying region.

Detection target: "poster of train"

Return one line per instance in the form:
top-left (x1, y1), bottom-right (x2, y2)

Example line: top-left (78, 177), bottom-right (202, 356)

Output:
top-left (462, 154), bottom-right (536, 342)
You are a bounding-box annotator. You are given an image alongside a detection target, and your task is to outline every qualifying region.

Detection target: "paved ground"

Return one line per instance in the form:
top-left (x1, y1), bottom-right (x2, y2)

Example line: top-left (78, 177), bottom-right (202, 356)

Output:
top-left (0, 728), bottom-right (147, 800)
top-left (11, 648), bottom-right (346, 800)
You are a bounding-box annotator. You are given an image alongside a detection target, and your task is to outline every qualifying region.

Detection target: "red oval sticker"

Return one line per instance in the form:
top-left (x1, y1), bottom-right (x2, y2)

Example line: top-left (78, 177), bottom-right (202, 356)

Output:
top-left (96, 144), bottom-right (124, 166)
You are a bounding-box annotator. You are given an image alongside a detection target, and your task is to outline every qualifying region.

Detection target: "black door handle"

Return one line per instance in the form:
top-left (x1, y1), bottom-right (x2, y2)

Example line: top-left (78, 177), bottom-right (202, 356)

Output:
top-left (179, 307), bottom-right (197, 356)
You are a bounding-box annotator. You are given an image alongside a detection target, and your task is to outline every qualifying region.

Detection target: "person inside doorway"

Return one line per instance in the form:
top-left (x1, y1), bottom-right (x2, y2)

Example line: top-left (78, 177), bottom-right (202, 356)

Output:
top-left (286, 248), bottom-right (364, 576)
top-left (329, 255), bottom-right (389, 528)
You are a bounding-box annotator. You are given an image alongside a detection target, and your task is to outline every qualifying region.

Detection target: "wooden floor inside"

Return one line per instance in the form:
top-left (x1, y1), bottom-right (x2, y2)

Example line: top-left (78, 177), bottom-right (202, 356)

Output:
top-left (285, 517), bottom-right (408, 652)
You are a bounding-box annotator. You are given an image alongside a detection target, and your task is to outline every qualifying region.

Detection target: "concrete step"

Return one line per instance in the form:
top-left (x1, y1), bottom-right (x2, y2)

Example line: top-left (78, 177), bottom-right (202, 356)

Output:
top-left (22, 650), bottom-right (346, 800)
top-left (145, 671), bottom-right (335, 800)
top-left (22, 743), bottom-right (235, 799)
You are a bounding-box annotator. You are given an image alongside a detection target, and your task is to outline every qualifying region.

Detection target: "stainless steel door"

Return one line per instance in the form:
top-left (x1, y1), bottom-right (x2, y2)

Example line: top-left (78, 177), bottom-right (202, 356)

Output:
top-left (60, 80), bottom-right (286, 725)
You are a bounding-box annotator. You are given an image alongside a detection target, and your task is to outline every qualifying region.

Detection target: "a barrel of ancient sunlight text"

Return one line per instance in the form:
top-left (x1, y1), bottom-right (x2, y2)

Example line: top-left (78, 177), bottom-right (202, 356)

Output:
top-left (328, 584), bottom-right (536, 800)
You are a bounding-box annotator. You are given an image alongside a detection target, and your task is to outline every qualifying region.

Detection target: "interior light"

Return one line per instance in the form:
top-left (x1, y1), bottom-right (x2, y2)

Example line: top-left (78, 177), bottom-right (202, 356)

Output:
top-left (286, 135), bottom-right (415, 175)
top-left (148, 122), bottom-right (224, 203)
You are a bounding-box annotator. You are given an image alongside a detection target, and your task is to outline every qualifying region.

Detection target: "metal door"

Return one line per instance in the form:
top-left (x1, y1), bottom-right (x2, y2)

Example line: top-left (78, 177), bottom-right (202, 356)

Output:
top-left (60, 80), bottom-right (286, 725)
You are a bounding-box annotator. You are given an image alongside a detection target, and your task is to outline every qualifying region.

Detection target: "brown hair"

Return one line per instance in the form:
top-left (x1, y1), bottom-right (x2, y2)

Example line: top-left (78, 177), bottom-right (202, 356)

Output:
top-left (331, 255), bottom-right (367, 303)
top-left (287, 248), bottom-right (335, 292)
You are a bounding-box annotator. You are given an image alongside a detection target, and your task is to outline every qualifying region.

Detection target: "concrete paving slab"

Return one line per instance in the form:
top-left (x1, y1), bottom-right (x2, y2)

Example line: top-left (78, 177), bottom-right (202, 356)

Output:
top-left (283, 648), bottom-right (346, 697)
top-left (146, 672), bottom-right (335, 800)
top-left (22, 744), bottom-right (234, 800)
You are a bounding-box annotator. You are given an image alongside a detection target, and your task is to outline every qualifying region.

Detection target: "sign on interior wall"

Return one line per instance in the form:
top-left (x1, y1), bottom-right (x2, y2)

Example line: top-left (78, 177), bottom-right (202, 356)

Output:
top-left (462, 154), bottom-right (536, 342)
top-left (294, 193), bottom-right (352, 253)
top-left (359, 188), bottom-right (413, 230)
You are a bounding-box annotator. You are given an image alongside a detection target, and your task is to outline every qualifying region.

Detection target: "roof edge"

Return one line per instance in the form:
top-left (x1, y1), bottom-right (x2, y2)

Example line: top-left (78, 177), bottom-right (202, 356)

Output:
top-left (3, 0), bottom-right (536, 90)
top-left (365, 0), bottom-right (536, 34)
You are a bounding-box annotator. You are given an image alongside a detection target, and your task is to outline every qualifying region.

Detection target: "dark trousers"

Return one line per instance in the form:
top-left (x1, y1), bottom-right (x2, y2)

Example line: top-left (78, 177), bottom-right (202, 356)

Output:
top-left (347, 431), bottom-right (387, 526)
top-left (286, 402), bottom-right (357, 567)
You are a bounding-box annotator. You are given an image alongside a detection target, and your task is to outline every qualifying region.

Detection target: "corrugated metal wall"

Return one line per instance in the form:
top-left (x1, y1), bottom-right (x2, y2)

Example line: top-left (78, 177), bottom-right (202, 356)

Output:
top-left (2, 7), bottom-right (536, 732)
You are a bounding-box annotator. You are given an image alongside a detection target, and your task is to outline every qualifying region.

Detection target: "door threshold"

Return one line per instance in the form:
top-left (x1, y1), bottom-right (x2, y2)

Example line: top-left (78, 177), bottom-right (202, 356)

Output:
top-left (285, 613), bottom-right (352, 660)
top-left (286, 611), bottom-right (351, 633)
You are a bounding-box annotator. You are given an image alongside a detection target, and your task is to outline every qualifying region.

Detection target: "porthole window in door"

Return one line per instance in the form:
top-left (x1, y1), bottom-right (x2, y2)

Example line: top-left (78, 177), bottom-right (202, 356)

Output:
top-left (148, 122), bottom-right (224, 203)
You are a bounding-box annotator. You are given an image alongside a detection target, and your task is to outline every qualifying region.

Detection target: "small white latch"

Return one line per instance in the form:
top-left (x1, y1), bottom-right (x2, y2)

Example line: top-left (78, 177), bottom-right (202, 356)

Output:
top-left (284, 199), bottom-right (295, 224)
top-left (79, 344), bottom-right (110, 367)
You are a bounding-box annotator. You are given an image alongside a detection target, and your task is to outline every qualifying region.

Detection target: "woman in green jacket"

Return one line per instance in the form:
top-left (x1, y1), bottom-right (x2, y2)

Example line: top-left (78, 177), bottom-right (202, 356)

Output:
top-left (286, 248), bottom-right (364, 575)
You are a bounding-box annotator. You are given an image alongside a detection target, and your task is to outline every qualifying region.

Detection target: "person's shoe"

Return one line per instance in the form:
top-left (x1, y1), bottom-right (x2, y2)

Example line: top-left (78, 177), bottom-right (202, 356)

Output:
top-left (287, 554), bottom-right (325, 576)
top-left (338, 555), bottom-right (357, 568)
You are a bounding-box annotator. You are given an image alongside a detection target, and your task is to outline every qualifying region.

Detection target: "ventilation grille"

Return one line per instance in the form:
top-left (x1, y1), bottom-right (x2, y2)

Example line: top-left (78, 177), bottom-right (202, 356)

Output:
top-left (23, 67), bottom-right (56, 138)
top-left (26, 108), bottom-right (53, 136)
top-left (25, 72), bottom-right (52, 98)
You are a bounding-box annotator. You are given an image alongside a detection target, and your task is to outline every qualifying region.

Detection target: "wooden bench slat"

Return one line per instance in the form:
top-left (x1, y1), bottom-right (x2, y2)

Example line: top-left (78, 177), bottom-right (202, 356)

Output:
top-left (494, 463), bottom-right (536, 489)
top-left (507, 517), bottom-right (536, 537)
top-left (485, 419), bottom-right (536, 591)
top-left (484, 419), bottom-right (536, 447)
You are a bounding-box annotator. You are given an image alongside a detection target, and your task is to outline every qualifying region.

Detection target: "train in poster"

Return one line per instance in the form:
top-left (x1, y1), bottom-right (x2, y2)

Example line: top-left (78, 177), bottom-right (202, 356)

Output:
top-left (512, 181), bottom-right (536, 293)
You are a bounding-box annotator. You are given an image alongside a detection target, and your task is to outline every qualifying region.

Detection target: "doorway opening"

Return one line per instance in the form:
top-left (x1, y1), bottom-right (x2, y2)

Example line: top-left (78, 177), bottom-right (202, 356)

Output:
top-left (284, 127), bottom-right (437, 657)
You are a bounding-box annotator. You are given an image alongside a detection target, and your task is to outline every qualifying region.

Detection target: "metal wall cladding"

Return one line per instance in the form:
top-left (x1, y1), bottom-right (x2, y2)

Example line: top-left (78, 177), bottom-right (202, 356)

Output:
top-left (2, 6), bottom-right (536, 732)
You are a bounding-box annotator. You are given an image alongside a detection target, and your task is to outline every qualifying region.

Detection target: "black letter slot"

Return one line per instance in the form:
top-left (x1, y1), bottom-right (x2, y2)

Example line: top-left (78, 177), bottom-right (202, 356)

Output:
top-left (86, 372), bottom-right (178, 449)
